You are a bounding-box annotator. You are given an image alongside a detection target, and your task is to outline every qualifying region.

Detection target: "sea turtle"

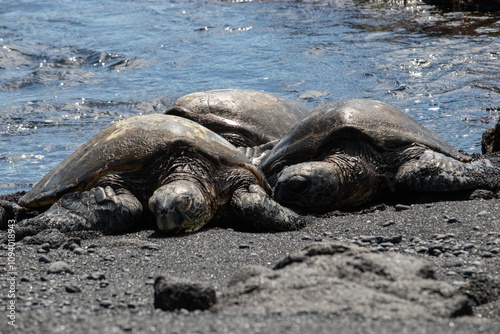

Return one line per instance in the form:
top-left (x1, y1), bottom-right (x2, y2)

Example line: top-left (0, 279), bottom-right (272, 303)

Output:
top-left (261, 99), bottom-right (500, 211)
top-left (17, 114), bottom-right (303, 235)
top-left (164, 89), bottom-right (309, 163)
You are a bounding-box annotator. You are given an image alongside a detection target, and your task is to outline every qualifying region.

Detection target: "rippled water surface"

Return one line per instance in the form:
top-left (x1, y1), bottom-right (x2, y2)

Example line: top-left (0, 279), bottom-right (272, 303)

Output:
top-left (1, 0), bottom-right (500, 194)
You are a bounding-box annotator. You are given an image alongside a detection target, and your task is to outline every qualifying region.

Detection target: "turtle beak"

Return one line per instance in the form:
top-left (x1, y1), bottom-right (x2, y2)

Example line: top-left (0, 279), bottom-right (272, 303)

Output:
top-left (149, 193), bottom-right (193, 234)
top-left (155, 210), bottom-right (185, 233)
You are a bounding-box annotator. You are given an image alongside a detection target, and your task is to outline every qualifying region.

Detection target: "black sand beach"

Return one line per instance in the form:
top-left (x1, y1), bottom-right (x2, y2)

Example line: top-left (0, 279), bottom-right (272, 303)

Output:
top-left (1, 192), bottom-right (499, 333)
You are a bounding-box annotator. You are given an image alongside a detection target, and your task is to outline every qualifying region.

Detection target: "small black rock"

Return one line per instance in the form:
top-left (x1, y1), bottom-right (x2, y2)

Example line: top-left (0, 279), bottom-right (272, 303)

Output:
top-left (87, 272), bottom-right (106, 280)
top-left (481, 252), bottom-right (494, 258)
top-left (47, 261), bottom-right (73, 274)
top-left (99, 281), bottom-right (110, 288)
top-left (100, 299), bottom-right (114, 308)
top-left (382, 235), bottom-right (403, 244)
top-left (39, 255), bottom-right (51, 263)
top-left (141, 243), bottom-right (161, 250)
top-left (463, 244), bottom-right (475, 250)
top-left (382, 221), bottom-right (395, 227)
top-left (154, 276), bottom-right (216, 311)
top-left (462, 267), bottom-right (479, 277)
top-left (63, 237), bottom-right (82, 249)
top-left (395, 204), bottom-right (411, 211)
top-left (64, 284), bottom-right (81, 293)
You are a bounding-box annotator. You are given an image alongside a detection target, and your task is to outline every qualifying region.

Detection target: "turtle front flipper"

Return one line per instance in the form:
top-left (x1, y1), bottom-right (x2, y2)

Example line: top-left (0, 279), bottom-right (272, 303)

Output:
top-left (17, 186), bottom-right (143, 236)
top-left (395, 150), bottom-right (500, 192)
top-left (229, 185), bottom-right (305, 231)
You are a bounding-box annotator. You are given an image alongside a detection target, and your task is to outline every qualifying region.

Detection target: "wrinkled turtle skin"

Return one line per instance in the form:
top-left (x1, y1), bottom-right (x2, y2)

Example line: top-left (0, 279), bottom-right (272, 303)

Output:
top-left (165, 89), bottom-right (309, 162)
top-left (262, 99), bottom-right (500, 212)
top-left (17, 114), bottom-right (303, 236)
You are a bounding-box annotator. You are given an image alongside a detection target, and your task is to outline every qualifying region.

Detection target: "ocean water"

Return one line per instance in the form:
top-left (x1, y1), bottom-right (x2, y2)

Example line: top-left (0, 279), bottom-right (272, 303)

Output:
top-left (1, 0), bottom-right (500, 194)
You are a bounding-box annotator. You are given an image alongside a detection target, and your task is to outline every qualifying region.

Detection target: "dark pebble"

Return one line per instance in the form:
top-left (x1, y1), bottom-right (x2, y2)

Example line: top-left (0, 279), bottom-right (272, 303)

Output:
top-left (411, 237), bottom-right (424, 244)
top-left (462, 266), bottom-right (478, 277)
top-left (74, 247), bottom-right (85, 255)
top-left (382, 235), bottom-right (402, 244)
top-left (447, 218), bottom-right (460, 224)
top-left (416, 246), bottom-right (428, 253)
top-left (430, 249), bottom-right (442, 256)
top-left (141, 243), bottom-right (161, 250)
top-left (446, 260), bottom-right (464, 267)
top-left (103, 255), bottom-right (115, 261)
top-left (453, 250), bottom-right (468, 257)
top-left (301, 235), bottom-right (313, 241)
top-left (39, 255), bottom-right (51, 263)
top-left (64, 284), bottom-right (81, 293)
top-left (490, 248), bottom-right (500, 254)
top-left (239, 244), bottom-right (250, 249)
top-left (99, 281), bottom-right (110, 288)
top-left (361, 236), bottom-right (382, 244)
top-left (47, 261), bottom-right (73, 274)
top-left (476, 210), bottom-right (489, 217)
top-left (382, 221), bottom-right (395, 227)
top-left (63, 237), bottom-right (82, 249)
top-left (395, 204), bottom-right (411, 211)
top-left (428, 243), bottom-right (444, 252)
top-left (87, 272), bottom-right (106, 280)
top-left (20, 276), bottom-right (30, 282)
top-left (100, 300), bottom-right (114, 308)
top-left (463, 244), bottom-right (475, 250)
top-left (481, 252), bottom-right (494, 258)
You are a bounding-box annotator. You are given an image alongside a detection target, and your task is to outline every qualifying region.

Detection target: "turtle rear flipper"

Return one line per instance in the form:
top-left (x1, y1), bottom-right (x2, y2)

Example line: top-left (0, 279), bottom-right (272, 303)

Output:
top-left (230, 185), bottom-right (305, 232)
top-left (395, 150), bottom-right (500, 192)
top-left (22, 186), bottom-right (143, 234)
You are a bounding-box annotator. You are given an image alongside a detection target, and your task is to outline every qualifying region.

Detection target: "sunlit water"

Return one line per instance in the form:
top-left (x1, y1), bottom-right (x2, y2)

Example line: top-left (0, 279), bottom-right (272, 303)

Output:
top-left (1, 0), bottom-right (500, 194)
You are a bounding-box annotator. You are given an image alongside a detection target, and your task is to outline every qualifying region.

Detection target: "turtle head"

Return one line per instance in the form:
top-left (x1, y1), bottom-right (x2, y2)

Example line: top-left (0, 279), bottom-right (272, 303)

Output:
top-left (149, 180), bottom-right (213, 233)
top-left (274, 162), bottom-right (340, 212)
